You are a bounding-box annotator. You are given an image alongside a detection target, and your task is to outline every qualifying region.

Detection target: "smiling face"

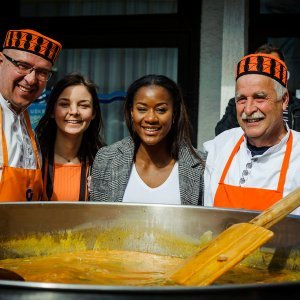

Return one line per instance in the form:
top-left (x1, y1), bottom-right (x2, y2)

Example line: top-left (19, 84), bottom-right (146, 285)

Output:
top-left (131, 85), bottom-right (174, 147)
top-left (235, 74), bottom-right (288, 147)
top-left (0, 49), bottom-right (52, 113)
top-left (54, 84), bottom-right (95, 138)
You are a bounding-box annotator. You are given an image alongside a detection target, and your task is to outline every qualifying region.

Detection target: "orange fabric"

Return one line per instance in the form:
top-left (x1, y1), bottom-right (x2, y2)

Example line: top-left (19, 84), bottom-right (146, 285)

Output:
top-left (3, 29), bottom-right (62, 64)
top-left (214, 133), bottom-right (293, 211)
top-left (248, 56), bottom-right (259, 72)
top-left (0, 107), bottom-right (43, 201)
top-left (262, 57), bottom-right (271, 74)
top-left (236, 53), bottom-right (288, 87)
top-left (238, 59), bottom-right (246, 75)
top-left (42, 163), bottom-right (88, 201)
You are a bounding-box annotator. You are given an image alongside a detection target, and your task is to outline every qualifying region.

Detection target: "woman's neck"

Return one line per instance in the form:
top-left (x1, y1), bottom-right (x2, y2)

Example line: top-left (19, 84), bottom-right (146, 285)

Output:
top-left (134, 142), bottom-right (176, 188)
top-left (54, 132), bottom-right (82, 164)
top-left (135, 142), bottom-right (174, 168)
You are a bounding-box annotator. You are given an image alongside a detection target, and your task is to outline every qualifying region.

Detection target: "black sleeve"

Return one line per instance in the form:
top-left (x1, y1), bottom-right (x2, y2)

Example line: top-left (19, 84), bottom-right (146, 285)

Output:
top-left (215, 97), bottom-right (240, 136)
top-left (289, 96), bottom-right (300, 132)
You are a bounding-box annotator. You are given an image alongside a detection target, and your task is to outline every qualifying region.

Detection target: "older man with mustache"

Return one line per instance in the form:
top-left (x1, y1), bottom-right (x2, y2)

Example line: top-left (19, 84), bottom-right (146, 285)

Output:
top-left (203, 53), bottom-right (300, 215)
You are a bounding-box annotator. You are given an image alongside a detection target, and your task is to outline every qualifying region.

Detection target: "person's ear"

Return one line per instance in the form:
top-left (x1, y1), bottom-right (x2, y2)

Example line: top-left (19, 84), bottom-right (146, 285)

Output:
top-left (282, 92), bottom-right (289, 111)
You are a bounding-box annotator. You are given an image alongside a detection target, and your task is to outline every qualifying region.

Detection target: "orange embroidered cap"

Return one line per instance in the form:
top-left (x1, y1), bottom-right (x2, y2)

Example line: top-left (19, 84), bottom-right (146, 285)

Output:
top-left (3, 29), bottom-right (62, 64)
top-left (236, 53), bottom-right (288, 88)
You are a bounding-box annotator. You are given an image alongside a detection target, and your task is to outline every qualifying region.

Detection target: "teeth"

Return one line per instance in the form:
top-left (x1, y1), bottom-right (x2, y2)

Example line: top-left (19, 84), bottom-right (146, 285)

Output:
top-left (66, 120), bottom-right (80, 123)
top-left (19, 86), bottom-right (31, 92)
top-left (144, 128), bottom-right (158, 132)
top-left (247, 119), bottom-right (260, 123)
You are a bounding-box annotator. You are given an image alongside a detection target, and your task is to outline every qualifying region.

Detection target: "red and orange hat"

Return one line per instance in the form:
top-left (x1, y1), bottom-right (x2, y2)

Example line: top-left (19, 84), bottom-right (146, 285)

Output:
top-left (236, 53), bottom-right (288, 88)
top-left (3, 29), bottom-right (62, 64)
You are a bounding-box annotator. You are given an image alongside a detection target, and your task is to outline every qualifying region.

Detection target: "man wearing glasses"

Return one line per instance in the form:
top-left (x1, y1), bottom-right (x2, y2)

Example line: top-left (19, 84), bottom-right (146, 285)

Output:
top-left (0, 29), bottom-right (62, 201)
top-left (203, 53), bottom-right (300, 215)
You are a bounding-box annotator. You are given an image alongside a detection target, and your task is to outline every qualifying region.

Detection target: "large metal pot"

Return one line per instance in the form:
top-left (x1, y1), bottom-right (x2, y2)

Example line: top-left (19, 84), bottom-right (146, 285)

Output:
top-left (0, 202), bottom-right (299, 300)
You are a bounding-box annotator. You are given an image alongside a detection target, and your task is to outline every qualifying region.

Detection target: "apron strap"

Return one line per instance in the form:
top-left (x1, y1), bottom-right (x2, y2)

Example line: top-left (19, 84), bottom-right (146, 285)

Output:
top-left (24, 111), bottom-right (41, 169)
top-left (277, 131), bottom-right (293, 193)
top-left (219, 135), bottom-right (244, 183)
top-left (0, 106), bottom-right (9, 165)
top-left (79, 160), bottom-right (87, 201)
top-left (45, 155), bottom-right (54, 201)
top-left (0, 107), bottom-right (41, 168)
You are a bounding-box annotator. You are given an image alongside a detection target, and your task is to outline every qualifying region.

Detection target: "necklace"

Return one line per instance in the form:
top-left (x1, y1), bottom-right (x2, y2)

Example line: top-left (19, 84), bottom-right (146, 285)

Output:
top-left (55, 153), bottom-right (78, 163)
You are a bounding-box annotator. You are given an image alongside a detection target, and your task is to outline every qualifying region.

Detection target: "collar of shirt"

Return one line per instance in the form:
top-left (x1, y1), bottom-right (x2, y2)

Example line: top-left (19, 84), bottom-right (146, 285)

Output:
top-left (242, 126), bottom-right (291, 158)
top-left (0, 92), bottom-right (28, 115)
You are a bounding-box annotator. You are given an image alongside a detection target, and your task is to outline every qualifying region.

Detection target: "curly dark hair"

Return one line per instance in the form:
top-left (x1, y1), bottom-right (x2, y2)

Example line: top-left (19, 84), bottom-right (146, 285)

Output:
top-left (255, 43), bottom-right (285, 61)
top-left (124, 74), bottom-right (201, 161)
top-left (35, 73), bottom-right (105, 163)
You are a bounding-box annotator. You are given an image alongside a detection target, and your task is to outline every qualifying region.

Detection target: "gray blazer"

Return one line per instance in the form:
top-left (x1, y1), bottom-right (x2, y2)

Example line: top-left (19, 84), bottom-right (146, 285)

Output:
top-left (90, 137), bottom-right (205, 205)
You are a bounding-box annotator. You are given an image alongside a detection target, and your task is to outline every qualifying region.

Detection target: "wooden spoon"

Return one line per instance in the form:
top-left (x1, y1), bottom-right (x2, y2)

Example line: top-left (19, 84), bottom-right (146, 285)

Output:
top-left (168, 187), bottom-right (300, 286)
top-left (0, 268), bottom-right (25, 281)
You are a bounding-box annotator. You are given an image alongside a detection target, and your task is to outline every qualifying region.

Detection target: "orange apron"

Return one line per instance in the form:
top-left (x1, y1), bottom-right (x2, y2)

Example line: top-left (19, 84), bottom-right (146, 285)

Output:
top-left (214, 133), bottom-right (293, 210)
top-left (0, 106), bottom-right (43, 201)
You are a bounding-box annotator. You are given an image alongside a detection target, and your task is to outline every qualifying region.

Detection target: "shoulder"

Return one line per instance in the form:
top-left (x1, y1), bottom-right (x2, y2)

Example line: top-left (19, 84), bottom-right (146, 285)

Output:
top-left (227, 97), bottom-right (236, 107)
top-left (215, 97), bottom-right (239, 135)
top-left (203, 127), bottom-right (244, 149)
top-left (291, 129), bottom-right (300, 136)
top-left (179, 142), bottom-right (206, 168)
top-left (204, 127), bottom-right (243, 153)
top-left (95, 136), bottom-right (134, 159)
top-left (291, 129), bottom-right (300, 142)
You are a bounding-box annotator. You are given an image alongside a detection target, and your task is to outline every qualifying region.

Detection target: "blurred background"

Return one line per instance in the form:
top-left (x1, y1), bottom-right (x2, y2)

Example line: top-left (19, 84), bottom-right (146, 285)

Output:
top-left (1, 0), bottom-right (299, 147)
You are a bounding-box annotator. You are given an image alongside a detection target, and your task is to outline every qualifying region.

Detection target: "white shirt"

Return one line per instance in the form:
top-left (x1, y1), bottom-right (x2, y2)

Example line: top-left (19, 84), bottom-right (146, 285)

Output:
top-left (0, 94), bottom-right (36, 170)
top-left (203, 127), bottom-right (300, 215)
top-left (123, 162), bottom-right (181, 204)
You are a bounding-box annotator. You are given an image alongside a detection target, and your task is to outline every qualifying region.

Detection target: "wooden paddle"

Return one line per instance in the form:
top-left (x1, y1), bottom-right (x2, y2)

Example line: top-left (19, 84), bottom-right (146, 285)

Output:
top-left (168, 187), bottom-right (300, 286)
top-left (0, 268), bottom-right (24, 281)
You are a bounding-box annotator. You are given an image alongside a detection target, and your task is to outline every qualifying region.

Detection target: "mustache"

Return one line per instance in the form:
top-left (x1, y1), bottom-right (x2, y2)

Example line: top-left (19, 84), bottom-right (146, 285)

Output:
top-left (241, 111), bottom-right (265, 120)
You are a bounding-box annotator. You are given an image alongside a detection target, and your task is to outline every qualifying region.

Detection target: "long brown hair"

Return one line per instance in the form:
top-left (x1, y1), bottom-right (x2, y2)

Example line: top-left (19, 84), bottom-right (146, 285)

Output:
top-left (35, 73), bottom-right (105, 163)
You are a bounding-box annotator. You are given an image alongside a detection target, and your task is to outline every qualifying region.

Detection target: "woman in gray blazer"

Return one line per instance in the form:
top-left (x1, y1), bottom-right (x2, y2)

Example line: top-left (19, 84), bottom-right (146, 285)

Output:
top-left (90, 74), bottom-right (205, 205)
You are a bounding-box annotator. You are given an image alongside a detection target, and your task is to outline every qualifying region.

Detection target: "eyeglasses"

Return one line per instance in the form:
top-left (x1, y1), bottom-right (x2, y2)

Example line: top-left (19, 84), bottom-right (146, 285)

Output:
top-left (3, 53), bottom-right (53, 82)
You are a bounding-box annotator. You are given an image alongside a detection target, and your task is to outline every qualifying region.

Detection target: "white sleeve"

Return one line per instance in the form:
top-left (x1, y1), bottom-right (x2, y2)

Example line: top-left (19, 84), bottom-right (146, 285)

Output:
top-left (203, 139), bottom-right (216, 207)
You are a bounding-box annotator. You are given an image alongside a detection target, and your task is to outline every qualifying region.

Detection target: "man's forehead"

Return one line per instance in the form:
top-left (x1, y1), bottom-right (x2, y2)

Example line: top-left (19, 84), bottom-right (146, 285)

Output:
top-left (236, 73), bottom-right (273, 86)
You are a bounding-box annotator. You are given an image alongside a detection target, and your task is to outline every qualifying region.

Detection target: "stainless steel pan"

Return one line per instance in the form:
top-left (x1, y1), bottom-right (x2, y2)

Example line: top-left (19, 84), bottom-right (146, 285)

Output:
top-left (0, 202), bottom-right (299, 300)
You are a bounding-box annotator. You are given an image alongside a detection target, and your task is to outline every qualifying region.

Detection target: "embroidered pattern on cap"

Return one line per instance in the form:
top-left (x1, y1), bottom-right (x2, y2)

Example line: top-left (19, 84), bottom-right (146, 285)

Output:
top-left (236, 54), bottom-right (288, 87)
top-left (3, 29), bottom-right (62, 64)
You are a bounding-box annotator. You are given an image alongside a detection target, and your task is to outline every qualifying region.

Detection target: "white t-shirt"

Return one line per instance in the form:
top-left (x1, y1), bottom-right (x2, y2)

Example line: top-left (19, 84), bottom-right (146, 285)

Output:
top-left (123, 162), bottom-right (181, 204)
